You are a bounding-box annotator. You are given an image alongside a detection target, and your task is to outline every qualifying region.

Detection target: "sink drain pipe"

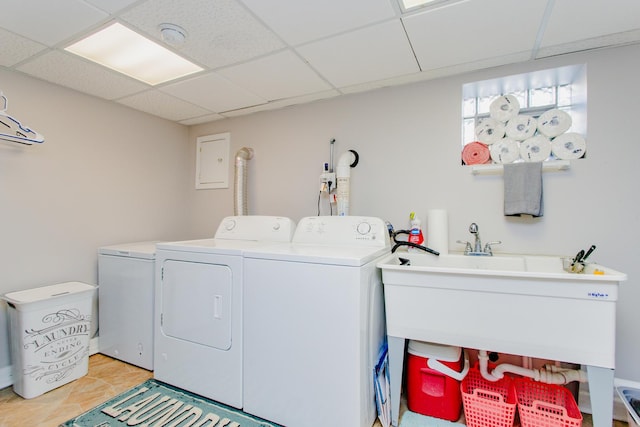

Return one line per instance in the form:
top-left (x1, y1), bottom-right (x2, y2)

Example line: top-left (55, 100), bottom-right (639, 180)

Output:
top-left (336, 150), bottom-right (359, 216)
top-left (234, 147), bottom-right (254, 216)
top-left (477, 350), bottom-right (587, 384)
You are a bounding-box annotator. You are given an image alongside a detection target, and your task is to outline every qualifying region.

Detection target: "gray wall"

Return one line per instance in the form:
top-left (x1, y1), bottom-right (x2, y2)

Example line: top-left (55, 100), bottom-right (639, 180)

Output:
top-left (0, 69), bottom-right (194, 371)
top-left (189, 43), bottom-right (640, 382)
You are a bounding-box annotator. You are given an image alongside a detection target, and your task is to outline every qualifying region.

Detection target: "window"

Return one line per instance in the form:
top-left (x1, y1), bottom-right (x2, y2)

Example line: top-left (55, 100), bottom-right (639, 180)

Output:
top-left (461, 65), bottom-right (587, 166)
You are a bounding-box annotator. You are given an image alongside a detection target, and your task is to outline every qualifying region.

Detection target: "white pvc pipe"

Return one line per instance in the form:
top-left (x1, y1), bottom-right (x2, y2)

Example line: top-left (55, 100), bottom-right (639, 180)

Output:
top-left (234, 147), bottom-right (254, 216)
top-left (336, 151), bottom-right (356, 216)
top-left (426, 349), bottom-right (471, 381)
top-left (477, 350), bottom-right (587, 384)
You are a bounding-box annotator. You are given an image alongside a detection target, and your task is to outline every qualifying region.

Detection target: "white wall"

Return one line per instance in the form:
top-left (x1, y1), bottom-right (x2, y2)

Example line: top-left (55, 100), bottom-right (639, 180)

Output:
top-left (189, 44), bottom-right (640, 382)
top-left (0, 69), bottom-right (194, 370)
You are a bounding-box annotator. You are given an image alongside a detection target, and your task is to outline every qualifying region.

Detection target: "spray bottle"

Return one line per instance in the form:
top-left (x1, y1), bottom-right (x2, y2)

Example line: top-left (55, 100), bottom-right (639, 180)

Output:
top-left (407, 212), bottom-right (424, 252)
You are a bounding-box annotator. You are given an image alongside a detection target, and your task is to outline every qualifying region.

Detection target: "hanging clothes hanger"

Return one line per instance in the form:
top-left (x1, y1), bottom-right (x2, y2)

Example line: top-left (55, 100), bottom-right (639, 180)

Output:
top-left (0, 92), bottom-right (45, 145)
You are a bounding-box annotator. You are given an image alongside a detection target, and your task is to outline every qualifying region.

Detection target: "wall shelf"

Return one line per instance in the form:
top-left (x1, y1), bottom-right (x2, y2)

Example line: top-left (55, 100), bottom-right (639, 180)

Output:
top-left (471, 160), bottom-right (571, 175)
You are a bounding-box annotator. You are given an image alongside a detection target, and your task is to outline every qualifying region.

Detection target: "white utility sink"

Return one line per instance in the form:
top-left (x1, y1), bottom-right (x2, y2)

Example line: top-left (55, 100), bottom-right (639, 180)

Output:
top-left (377, 252), bottom-right (627, 427)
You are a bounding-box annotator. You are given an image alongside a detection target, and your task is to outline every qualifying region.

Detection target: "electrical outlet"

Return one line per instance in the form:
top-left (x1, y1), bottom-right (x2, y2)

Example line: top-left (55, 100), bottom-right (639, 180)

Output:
top-left (319, 172), bottom-right (335, 192)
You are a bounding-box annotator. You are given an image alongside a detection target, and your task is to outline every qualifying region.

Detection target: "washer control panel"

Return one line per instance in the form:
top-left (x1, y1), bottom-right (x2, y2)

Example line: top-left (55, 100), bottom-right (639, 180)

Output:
top-left (293, 216), bottom-right (390, 247)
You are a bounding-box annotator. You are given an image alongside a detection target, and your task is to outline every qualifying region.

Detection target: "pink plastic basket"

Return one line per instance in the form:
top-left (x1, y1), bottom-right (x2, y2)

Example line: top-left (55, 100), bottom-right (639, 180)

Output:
top-left (514, 378), bottom-right (583, 427)
top-left (461, 368), bottom-right (517, 427)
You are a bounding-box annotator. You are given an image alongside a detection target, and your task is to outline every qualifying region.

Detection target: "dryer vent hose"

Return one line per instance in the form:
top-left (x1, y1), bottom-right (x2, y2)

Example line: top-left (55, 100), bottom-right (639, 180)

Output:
top-left (234, 147), bottom-right (254, 216)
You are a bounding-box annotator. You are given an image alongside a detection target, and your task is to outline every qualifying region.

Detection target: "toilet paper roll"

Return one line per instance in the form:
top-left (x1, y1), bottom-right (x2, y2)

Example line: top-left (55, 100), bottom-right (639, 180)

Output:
top-left (427, 209), bottom-right (448, 255)
top-left (489, 138), bottom-right (520, 164)
top-left (520, 135), bottom-right (552, 162)
top-left (506, 115), bottom-right (537, 140)
top-left (462, 141), bottom-right (491, 165)
top-left (490, 94), bottom-right (520, 122)
top-left (551, 132), bottom-right (587, 159)
top-left (537, 109), bottom-right (572, 137)
top-left (475, 118), bottom-right (506, 144)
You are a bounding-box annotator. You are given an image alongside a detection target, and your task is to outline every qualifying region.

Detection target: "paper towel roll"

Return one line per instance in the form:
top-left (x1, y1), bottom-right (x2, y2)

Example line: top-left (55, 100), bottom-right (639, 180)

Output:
top-left (551, 132), bottom-right (586, 159)
top-left (520, 135), bottom-right (551, 162)
top-left (537, 109), bottom-right (572, 137)
top-left (427, 209), bottom-right (448, 255)
top-left (475, 118), bottom-right (506, 144)
top-left (506, 115), bottom-right (537, 140)
top-left (490, 94), bottom-right (520, 122)
top-left (489, 138), bottom-right (520, 164)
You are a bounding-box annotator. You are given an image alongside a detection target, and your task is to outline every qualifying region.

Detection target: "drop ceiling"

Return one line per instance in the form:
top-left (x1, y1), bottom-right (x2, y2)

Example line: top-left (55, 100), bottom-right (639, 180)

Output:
top-left (1, 0), bottom-right (639, 125)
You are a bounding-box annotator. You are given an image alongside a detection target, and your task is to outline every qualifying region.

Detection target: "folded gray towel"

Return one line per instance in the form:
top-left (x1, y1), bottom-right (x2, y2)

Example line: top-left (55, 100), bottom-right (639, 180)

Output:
top-left (503, 162), bottom-right (543, 217)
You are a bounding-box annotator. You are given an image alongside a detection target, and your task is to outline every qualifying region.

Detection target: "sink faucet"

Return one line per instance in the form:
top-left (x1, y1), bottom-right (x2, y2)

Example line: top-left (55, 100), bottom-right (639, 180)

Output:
top-left (469, 222), bottom-right (482, 253)
top-left (457, 223), bottom-right (501, 256)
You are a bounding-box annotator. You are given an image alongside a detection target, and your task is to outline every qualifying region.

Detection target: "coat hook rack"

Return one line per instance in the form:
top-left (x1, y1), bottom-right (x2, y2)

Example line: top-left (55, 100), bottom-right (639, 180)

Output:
top-left (0, 92), bottom-right (45, 145)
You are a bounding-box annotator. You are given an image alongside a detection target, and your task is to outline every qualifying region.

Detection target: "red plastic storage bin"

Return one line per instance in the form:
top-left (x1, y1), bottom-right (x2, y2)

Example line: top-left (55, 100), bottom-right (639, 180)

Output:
top-left (514, 378), bottom-right (583, 427)
top-left (406, 340), bottom-right (464, 421)
top-left (461, 367), bottom-right (517, 427)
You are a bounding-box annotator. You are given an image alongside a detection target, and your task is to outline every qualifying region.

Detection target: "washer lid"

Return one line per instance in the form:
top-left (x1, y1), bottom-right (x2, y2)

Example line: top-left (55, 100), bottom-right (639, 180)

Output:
top-left (244, 242), bottom-right (390, 266)
top-left (99, 241), bottom-right (159, 259)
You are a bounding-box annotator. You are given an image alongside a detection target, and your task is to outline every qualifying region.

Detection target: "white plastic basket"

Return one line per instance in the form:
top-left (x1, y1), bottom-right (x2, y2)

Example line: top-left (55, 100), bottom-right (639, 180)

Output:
top-left (3, 282), bottom-right (96, 399)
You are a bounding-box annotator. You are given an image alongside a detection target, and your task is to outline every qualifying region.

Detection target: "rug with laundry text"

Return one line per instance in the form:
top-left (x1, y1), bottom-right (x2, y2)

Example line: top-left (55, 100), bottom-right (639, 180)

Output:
top-left (60, 378), bottom-right (281, 427)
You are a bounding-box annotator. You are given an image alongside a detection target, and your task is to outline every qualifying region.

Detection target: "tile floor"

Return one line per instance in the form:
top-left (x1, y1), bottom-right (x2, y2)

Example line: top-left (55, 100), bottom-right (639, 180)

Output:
top-left (0, 354), bottom-right (627, 427)
top-left (0, 354), bottom-right (152, 427)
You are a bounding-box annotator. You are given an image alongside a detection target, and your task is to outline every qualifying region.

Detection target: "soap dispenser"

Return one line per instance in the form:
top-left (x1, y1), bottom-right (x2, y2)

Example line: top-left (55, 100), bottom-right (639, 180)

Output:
top-left (407, 212), bottom-right (424, 252)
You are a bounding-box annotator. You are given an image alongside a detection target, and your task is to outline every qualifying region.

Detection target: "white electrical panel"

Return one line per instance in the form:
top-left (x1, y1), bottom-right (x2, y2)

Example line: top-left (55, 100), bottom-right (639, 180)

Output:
top-left (196, 132), bottom-right (230, 189)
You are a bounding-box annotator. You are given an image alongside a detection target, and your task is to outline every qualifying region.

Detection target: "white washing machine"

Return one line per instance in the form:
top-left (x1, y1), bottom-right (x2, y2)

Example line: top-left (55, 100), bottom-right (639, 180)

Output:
top-left (153, 216), bottom-right (295, 409)
top-left (98, 241), bottom-right (158, 370)
top-left (243, 216), bottom-right (391, 427)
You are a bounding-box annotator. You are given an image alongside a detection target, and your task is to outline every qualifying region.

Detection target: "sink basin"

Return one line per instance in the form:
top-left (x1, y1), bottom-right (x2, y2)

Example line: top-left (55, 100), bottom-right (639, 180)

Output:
top-left (381, 252), bottom-right (625, 281)
top-left (377, 251), bottom-right (627, 365)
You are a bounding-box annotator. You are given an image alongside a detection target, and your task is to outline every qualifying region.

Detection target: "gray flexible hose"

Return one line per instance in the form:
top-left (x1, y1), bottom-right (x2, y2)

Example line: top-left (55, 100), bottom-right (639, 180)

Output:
top-left (234, 147), bottom-right (254, 216)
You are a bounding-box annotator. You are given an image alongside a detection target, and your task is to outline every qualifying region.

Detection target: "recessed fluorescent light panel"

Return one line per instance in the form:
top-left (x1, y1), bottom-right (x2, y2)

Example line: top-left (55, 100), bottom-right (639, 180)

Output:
top-left (399, 0), bottom-right (463, 12)
top-left (65, 22), bottom-right (203, 85)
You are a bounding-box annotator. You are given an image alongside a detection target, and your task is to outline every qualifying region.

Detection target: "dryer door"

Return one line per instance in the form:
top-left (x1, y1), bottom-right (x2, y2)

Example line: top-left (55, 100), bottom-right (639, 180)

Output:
top-left (161, 260), bottom-right (232, 350)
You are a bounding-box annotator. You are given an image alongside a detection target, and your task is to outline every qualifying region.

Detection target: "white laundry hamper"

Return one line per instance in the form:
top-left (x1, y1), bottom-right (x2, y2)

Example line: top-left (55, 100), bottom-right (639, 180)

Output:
top-left (2, 282), bottom-right (96, 399)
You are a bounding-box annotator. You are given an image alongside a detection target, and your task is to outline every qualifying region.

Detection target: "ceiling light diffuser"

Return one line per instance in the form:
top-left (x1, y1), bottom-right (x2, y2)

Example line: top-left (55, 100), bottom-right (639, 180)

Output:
top-left (400, 0), bottom-right (465, 12)
top-left (65, 22), bottom-right (203, 85)
top-left (400, 0), bottom-right (437, 10)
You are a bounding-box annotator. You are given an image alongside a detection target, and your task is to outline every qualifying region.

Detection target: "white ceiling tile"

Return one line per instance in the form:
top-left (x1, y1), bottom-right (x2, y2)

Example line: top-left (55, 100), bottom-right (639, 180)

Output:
top-left (0, 0), bottom-right (108, 46)
top-left (217, 50), bottom-right (333, 101)
top-left (221, 89), bottom-right (341, 117)
top-left (160, 72), bottom-right (267, 113)
top-left (537, 28), bottom-right (640, 59)
top-left (117, 90), bottom-right (213, 121)
top-left (17, 51), bottom-right (149, 100)
top-left (296, 20), bottom-right (419, 88)
top-left (0, 29), bottom-right (47, 67)
top-left (179, 113), bottom-right (226, 125)
top-left (84, 0), bottom-right (141, 14)
top-left (541, 0), bottom-right (640, 47)
top-left (404, 0), bottom-right (548, 71)
top-left (121, 0), bottom-right (285, 69)
top-left (240, 0), bottom-right (396, 46)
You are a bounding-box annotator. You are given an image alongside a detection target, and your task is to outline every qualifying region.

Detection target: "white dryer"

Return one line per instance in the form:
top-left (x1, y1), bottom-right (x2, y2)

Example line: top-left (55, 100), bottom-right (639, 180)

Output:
top-left (243, 216), bottom-right (391, 427)
top-left (154, 216), bottom-right (295, 409)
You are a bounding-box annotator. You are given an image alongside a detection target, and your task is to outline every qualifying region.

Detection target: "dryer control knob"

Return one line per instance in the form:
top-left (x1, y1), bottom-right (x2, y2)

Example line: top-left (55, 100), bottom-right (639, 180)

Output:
top-left (357, 221), bottom-right (371, 235)
top-left (272, 223), bottom-right (281, 231)
top-left (224, 219), bottom-right (237, 231)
